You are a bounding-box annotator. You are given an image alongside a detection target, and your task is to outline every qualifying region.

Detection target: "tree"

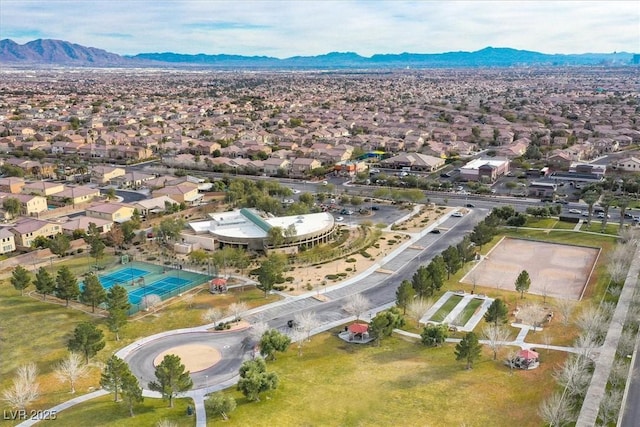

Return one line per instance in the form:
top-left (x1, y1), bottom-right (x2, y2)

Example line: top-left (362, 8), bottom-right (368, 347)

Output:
top-left (237, 358), bottom-right (278, 402)
top-left (515, 270), bottom-right (531, 299)
top-left (454, 332), bottom-right (482, 369)
top-left (202, 307), bottom-right (223, 325)
top-left (369, 307), bottom-right (405, 346)
top-left (426, 255), bottom-right (446, 293)
top-left (259, 329), bottom-right (291, 361)
top-left (256, 252), bottom-right (286, 296)
top-left (406, 298), bottom-right (434, 327)
top-left (395, 280), bottom-right (415, 315)
top-left (556, 298), bottom-right (576, 326)
top-left (148, 354), bottom-right (193, 408)
top-left (55, 265), bottom-right (80, 306)
top-left (205, 392), bottom-right (236, 421)
top-left (553, 355), bottom-right (592, 399)
top-left (226, 302), bottom-right (248, 323)
top-left (55, 352), bottom-right (88, 394)
top-left (80, 273), bottom-right (107, 312)
top-left (482, 325), bottom-right (512, 360)
top-left (442, 245), bottom-right (462, 279)
top-left (141, 294), bottom-right (162, 311)
top-left (67, 322), bottom-right (105, 364)
top-left (106, 285), bottom-right (131, 341)
top-left (121, 371), bottom-right (144, 417)
top-left (411, 265), bottom-right (431, 298)
top-left (470, 221), bottom-right (495, 249)
top-left (421, 324), bottom-right (448, 347)
top-left (34, 266), bottom-right (55, 300)
top-left (105, 224), bottom-right (125, 249)
top-left (1, 363), bottom-right (39, 410)
top-left (49, 233), bottom-right (71, 257)
top-left (538, 392), bottom-right (574, 427)
top-left (293, 311), bottom-right (319, 342)
top-left (457, 236), bottom-right (476, 263)
top-left (342, 293), bottom-right (370, 321)
top-left (617, 196), bottom-right (630, 232)
top-left (2, 197), bottom-right (21, 219)
top-left (89, 238), bottom-right (106, 266)
top-left (583, 190), bottom-right (599, 227)
top-left (266, 226), bottom-right (285, 247)
top-left (100, 355), bottom-right (130, 402)
top-left (484, 298), bottom-right (509, 326)
top-left (10, 265), bottom-right (31, 296)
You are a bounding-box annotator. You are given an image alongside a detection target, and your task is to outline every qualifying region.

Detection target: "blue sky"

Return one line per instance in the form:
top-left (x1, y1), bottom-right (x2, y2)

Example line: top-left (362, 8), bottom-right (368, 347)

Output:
top-left (1, 1), bottom-right (638, 57)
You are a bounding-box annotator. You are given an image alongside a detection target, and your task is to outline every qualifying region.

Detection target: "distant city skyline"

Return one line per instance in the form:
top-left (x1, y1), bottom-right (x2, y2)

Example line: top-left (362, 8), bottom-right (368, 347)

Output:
top-left (1, 1), bottom-right (638, 58)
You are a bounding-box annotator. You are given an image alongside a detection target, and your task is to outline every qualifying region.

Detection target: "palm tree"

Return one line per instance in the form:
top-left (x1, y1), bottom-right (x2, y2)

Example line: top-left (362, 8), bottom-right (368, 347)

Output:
top-left (618, 196), bottom-right (629, 232)
top-left (582, 190), bottom-right (599, 227)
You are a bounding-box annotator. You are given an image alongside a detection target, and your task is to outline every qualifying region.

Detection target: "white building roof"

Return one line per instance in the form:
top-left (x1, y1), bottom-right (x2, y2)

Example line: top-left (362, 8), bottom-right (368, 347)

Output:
top-left (189, 209), bottom-right (334, 240)
top-left (461, 158), bottom-right (509, 170)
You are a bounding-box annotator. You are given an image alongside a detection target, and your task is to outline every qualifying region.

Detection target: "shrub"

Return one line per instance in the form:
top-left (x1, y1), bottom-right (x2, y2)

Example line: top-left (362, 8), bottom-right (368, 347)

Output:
top-left (306, 284), bottom-right (313, 291)
top-left (337, 272), bottom-right (347, 277)
top-left (146, 256), bottom-right (157, 261)
top-left (325, 274), bottom-right (339, 280)
top-left (360, 250), bottom-right (371, 258)
top-left (285, 276), bottom-right (294, 282)
top-left (289, 287), bottom-right (295, 291)
top-left (346, 258), bottom-right (357, 263)
top-left (345, 268), bottom-right (352, 272)
top-left (388, 239), bottom-right (397, 245)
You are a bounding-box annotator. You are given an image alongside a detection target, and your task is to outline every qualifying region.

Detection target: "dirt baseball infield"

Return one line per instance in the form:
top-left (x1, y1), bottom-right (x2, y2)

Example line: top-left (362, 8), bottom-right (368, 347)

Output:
top-left (153, 344), bottom-right (222, 372)
top-left (461, 237), bottom-right (599, 301)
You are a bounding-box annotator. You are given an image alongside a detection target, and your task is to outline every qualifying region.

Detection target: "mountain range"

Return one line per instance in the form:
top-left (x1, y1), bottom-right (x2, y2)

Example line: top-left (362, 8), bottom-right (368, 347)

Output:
top-left (1, 39), bottom-right (637, 69)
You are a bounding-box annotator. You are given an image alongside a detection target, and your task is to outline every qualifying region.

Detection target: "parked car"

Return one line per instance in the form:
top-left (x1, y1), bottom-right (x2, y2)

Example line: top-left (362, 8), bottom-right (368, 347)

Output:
top-left (569, 209), bottom-right (581, 214)
top-left (597, 212), bottom-right (610, 219)
top-left (452, 212), bottom-right (464, 217)
top-left (555, 199), bottom-right (569, 204)
top-left (335, 216), bottom-right (344, 222)
top-left (371, 206), bottom-right (379, 211)
top-left (466, 203), bottom-right (475, 208)
top-left (430, 229), bottom-right (441, 234)
top-left (581, 211), bottom-right (589, 216)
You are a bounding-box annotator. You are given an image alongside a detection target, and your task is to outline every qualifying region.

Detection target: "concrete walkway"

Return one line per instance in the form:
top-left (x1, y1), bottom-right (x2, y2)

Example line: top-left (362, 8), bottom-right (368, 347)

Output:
top-left (17, 204), bottom-right (454, 426)
top-left (576, 245), bottom-right (640, 426)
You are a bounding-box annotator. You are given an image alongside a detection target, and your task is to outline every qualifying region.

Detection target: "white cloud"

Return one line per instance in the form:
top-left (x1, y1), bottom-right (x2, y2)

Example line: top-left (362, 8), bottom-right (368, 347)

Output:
top-left (1, 0), bottom-right (638, 56)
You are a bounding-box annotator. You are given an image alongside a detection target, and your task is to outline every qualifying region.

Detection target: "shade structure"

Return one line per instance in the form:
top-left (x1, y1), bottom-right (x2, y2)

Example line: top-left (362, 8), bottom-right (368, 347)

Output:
top-left (518, 349), bottom-right (539, 360)
top-left (348, 323), bottom-right (369, 334)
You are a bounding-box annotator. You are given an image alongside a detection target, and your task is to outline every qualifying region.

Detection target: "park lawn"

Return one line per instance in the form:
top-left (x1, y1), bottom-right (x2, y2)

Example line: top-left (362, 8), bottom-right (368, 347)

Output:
top-left (553, 220), bottom-right (579, 230)
top-left (430, 294), bottom-right (463, 322)
top-left (52, 394), bottom-right (194, 427)
top-left (525, 218), bottom-right (558, 229)
top-left (455, 297), bottom-right (483, 326)
top-left (0, 279), bottom-right (278, 413)
top-left (580, 222), bottom-right (620, 235)
top-left (0, 282), bottom-right (103, 412)
top-left (216, 332), bottom-right (566, 427)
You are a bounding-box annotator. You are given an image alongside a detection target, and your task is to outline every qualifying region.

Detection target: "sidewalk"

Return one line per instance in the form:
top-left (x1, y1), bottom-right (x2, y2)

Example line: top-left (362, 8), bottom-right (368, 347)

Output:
top-left (576, 245), bottom-right (640, 426)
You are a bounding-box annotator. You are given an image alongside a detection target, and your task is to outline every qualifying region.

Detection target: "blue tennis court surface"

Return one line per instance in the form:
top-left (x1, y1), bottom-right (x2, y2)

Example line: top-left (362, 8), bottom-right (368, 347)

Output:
top-left (83, 261), bottom-right (213, 312)
top-left (98, 267), bottom-right (150, 289)
top-left (128, 277), bottom-right (191, 305)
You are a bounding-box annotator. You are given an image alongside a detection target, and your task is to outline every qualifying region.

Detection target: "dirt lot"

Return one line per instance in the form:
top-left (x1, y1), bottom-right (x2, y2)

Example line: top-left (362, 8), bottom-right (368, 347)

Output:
top-left (461, 237), bottom-right (600, 301)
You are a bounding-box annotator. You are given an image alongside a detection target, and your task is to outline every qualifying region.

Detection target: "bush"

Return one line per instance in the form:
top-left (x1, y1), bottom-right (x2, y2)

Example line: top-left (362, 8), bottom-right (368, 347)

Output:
top-left (285, 276), bottom-right (294, 282)
top-left (360, 250), bottom-right (372, 258)
top-left (146, 256), bottom-right (157, 261)
top-left (289, 287), bottom-right (295, 291)
top-left (388, 239), bottom-right (397, 245)
top-left (337, 272), bottom-right (347, 277)
top-left (346, 258), bottom-right (357, 263)
top-left (325, 274), bottom-right (339, 280)
top-left (306, 284), bottom-right (313, 291)
top-left (345, 268), bottom-right (352, 272)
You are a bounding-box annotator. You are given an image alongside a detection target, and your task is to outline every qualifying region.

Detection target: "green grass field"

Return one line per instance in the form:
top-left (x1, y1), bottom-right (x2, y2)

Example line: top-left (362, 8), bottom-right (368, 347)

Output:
top-left (430, 294), bottom-right (463, 322)
top-left (210, 332), bottom-right (565, 427)
top-left (525, 218), bottom-right (558, 229)
top-left (455, 297), bottom-right (483, 326)
top-left (51, 395), bottom-right (195, 427)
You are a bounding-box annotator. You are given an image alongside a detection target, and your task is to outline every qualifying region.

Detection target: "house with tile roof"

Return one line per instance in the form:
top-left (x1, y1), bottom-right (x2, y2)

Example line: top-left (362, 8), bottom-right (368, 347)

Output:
top-left (9, 218), bottom-right (62, 247)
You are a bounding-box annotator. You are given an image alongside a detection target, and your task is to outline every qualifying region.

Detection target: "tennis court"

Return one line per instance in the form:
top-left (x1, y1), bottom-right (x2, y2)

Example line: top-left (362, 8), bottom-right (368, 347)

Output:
top-left (84, 261), bottom-right (213, 313)
top-left (97, 267), bottom-right (150, 289)
top-left (128, 277), bottom-right (191, 305)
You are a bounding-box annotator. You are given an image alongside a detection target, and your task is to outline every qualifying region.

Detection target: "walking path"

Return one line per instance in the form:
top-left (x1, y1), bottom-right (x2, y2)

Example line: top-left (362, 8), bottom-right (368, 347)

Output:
top-left (576, 245), bottom-right (640, 426)
top-left (17, 204), bottom-right (448, 426)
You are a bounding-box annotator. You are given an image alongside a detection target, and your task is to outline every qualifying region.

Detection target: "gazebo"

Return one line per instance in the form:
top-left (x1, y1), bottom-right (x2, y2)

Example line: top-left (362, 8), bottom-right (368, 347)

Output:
top-left (338, 323), bottom-right (373, 344)
top-left (209, 278), bottom-right (228, 294)
top-left (513, 349), bottom-right (540, 370)
top-left (346, 323), bottom-right (370, 342)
